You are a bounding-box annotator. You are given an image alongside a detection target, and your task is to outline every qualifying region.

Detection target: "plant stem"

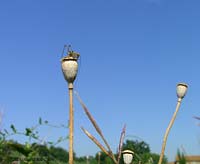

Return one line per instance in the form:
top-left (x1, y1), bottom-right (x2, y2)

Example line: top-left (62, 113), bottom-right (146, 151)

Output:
top-left (69, 83), bottom-right (74, 164)
top-left (158, 98), bottom-right (182, 164)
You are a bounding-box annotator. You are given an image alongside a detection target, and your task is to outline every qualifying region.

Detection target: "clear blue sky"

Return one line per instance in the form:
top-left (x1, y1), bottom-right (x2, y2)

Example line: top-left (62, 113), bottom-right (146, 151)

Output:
top-left (0, 0), bottom-right (200, 161)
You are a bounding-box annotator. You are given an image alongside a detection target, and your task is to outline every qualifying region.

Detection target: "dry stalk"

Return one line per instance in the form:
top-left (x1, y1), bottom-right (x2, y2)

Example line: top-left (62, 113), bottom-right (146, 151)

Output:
top-left (75, 92), bottom-right (122, 164)
top-left (81, 127), bottom-right (117, 162)
top-left (75, 92), bottom-right (113, 153)
top-left (158, 98), bottom-right (182, 164)
top-left (117, 125), bottom-right (126, 163)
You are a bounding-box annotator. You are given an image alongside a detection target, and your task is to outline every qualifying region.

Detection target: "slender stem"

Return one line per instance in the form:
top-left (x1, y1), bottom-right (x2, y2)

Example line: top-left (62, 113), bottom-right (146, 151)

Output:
top-left (68, 83), bottom-right (74, 164)
top-left (117, 125), bottom-right (126, 164)
top-left (98, 153), bottom-right (101, 164)
top-left (158, 98), bottom-right (182, 164)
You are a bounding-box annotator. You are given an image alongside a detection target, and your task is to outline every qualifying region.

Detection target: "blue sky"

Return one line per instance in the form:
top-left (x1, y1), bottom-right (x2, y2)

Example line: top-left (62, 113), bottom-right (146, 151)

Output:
top-left (0, 0), bottom-right (200, 161)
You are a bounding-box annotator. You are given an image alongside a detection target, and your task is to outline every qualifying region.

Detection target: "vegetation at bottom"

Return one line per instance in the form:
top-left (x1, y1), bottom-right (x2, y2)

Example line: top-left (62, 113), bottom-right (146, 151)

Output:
top-left (0, 117), bottom-right (168, 164)
top-left (176, 149), bottom-right (186, 164)
top-left (0, 139), bottom-right (167, 164)
top-left (0, 140), bottom-right (68, 164)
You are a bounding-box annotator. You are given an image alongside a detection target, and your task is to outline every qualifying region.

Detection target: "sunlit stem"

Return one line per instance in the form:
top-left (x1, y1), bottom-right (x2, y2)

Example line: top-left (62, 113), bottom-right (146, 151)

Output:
top-left (158, 98), bottom-right (182, 164)
top-left (69, 83), bottom-right (74, 164)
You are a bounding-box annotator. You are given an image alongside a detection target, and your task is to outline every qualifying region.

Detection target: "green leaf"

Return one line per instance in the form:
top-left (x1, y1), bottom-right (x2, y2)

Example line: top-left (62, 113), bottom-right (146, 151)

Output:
top-left (25, 128), bottom-right (32, 136)
top-left (39, 117), bottom-right (42, 124)
top-left (10, 124), bottom-right (17, 133)
top-left (32, 133), bottom-right (38, 139)
top-left (25, 142), bottom-right (31, 149)
top-left (48, 141), bottom-right (53, 145)
top-left (57, 137), bottom-right (63, 143)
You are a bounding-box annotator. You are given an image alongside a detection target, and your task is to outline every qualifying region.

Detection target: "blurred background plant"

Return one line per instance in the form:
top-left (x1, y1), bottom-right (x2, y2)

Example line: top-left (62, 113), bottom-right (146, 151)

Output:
top-left (0, 111), bottom-right (167, 164)
top-left (120, 140), bottom-right (167, 164)
top-left (176, 149), bottom-right (186, 164)
top-left (0, 116), bottom-right (69, 164)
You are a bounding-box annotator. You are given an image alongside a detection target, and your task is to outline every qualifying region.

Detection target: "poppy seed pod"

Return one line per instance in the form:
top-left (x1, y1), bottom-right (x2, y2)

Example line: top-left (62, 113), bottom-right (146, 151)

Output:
top-left (176, 83), bottom-right (188, 99)
top-left (122, 150), bottom-right (134, 164)
top-left (61, 51), bottom-right (79, 84)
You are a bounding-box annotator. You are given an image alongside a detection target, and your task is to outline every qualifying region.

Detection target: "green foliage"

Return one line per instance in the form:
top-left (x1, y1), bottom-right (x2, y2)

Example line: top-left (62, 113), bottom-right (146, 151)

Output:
top-left (123, 139), bottom-right (150, 155)
top-left (0, 117), bottom-right (168, 164)
top-left (0, 140), bottom-right (25, 163)
top-left (0, 118), bottom-right (69, 164)
top-left (39, 117), bottom-right (42, 125)
top-left (105, 156), bottom-right (114, 164)
top-left (0, 117), bottom-right (68, 146)
top-left (95, 151), bottom-right (114, 164)
top-left (25, 128), bottom-right (32, 136)
top-left (94, 140), bottom-right (165, 164)
top-left (0, 140), bottom-right (69, 163)
top-left (120, 139), bottom-right (167, 164)
top-left (10, 124), bottom-right (17, 133)
top-left (177, 149), bottom-right (186, 164)
top-left (49, 146), bottom-right (69, 162)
